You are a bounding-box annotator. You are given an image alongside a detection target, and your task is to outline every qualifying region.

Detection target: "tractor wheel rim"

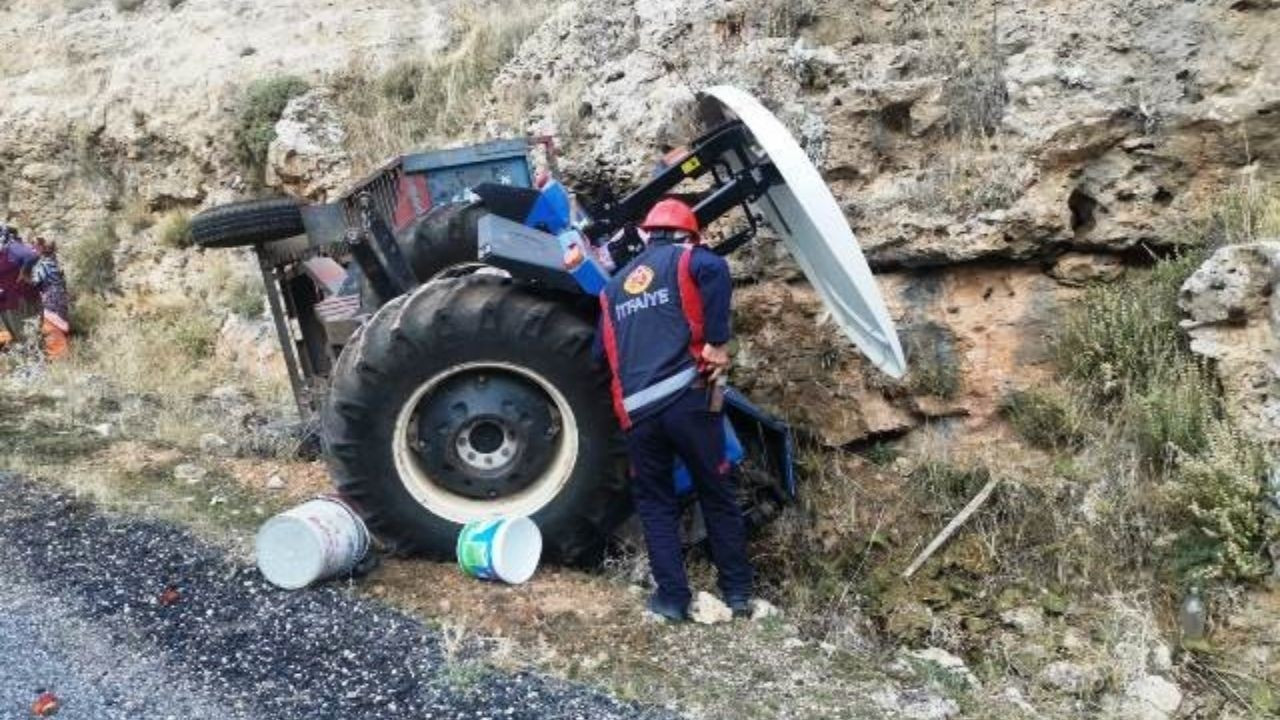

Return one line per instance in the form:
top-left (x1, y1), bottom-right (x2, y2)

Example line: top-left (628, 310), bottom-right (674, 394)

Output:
top-left (392, 361), bottom-right (578, 524)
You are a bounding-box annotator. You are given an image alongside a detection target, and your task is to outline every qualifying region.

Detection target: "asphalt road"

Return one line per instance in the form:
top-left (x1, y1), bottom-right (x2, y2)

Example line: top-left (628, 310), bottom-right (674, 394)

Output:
top-left (0, 473), bottom-right (677, 720)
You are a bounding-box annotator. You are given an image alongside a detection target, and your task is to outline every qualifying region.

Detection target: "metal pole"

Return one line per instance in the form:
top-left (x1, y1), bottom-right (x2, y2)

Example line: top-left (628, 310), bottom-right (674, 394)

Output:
top-left (258, 252), bottom-right (310, 419)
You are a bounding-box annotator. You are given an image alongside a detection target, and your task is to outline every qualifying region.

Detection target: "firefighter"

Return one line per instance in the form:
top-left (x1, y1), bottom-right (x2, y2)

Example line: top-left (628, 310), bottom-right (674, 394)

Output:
top-left (596, 198), bottom-right (753, 621)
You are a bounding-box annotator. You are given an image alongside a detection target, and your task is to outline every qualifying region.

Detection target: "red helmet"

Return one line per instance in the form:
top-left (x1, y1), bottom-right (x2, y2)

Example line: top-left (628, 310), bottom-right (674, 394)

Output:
top-left (640, 198), bottom-right (700, 237)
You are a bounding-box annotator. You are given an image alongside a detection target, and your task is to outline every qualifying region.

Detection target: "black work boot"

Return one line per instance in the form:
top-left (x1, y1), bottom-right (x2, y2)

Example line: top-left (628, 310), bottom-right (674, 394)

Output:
top-left (647, 594), bottom-right (689, 623)
top-left (726, 596), bottom-right (752, 619)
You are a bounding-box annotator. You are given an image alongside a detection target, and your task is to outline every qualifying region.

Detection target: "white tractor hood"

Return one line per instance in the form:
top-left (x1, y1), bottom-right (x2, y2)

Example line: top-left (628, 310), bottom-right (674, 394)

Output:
top-left (703, 86), bottom-right (907, 379)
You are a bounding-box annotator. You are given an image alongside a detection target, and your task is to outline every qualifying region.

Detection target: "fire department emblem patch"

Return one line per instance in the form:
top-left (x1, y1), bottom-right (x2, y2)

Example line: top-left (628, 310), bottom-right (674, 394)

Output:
top-left (623, 265), bottom-right (655, 295)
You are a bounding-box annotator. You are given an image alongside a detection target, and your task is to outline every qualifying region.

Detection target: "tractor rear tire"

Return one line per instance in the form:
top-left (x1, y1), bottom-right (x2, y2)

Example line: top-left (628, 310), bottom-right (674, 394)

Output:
top-left (190, 197), bottom-right (305, 249)
top-left (322, 275), bottom-right (630, 565)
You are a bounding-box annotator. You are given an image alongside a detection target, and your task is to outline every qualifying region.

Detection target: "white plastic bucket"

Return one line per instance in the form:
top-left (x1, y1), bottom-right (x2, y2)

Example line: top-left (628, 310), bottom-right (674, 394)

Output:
top-left (456, 516), bottom-right (543, 584)
top-left (255, 496), bottom-right (370, 590)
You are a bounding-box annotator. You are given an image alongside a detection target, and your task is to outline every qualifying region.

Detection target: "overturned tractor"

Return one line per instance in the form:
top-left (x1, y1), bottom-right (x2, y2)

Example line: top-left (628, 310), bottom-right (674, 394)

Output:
top-left (191, 87), bottom-right (905, 564)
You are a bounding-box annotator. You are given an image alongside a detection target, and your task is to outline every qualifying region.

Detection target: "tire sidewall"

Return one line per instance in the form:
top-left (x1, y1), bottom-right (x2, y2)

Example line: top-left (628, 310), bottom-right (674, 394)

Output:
top-left (323, 280), bottom-right (624, 561)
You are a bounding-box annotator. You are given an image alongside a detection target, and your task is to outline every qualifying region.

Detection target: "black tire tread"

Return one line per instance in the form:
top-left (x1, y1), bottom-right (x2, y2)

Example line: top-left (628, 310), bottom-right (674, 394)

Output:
top-left (404, 202), bottom-right (488, 281)
top-left (322, 276), bottom-right (630, 564)
top-left (190, 197), bottom-right (305, 249)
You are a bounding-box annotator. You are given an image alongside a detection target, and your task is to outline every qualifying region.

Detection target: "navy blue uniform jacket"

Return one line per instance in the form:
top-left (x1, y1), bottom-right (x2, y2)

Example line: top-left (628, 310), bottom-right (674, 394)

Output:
top-left (595, 242), bottom-right (732, 429)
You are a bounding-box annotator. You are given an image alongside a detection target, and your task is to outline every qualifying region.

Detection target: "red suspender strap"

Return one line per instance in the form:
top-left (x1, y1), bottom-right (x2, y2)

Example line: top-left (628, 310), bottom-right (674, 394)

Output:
top-left (676, 247), bottom-right (706, 362)
top-left (597, 291), bottom-right (632, 430)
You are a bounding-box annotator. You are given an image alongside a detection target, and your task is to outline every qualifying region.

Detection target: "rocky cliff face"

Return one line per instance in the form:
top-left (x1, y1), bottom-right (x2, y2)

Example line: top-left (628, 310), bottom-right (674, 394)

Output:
top-left (2, 0), bottom-right (1278, 446)
top-left (485, 0), bottom-right (1279, 443)
top-left (0, 0), bottom-right (446, 231)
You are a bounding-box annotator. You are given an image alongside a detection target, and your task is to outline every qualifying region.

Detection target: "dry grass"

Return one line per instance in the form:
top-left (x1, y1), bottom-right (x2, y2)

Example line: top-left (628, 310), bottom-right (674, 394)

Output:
top-left (331, 0), bottom-right (550, 171)
top-left (122, 194), bottom-right (155, 232)
top-left (1204, 176), bottom-right (1280, 247)
top-left (156, 210), bottom-right (191, 249)
top-left (812, 0), bottom-right (1006, 137)
top-left (1000, 386), bottom-right (1090, 451)
top-left (65, 220), bottom-right (119, 295)
top-left (900, 138), bottom-right (1031, 215)
top-left (717, 0), bottom-right (819, 38)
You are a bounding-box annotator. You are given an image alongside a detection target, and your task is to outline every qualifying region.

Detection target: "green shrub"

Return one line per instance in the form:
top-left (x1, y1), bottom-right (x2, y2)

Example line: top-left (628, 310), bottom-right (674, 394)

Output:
top-left (862, 441), bottom-right (900, 467)
top-left (1169, 422), bottom-right (1272, 583)
top-left (910, 462), bottom-right (992, 514)
top-left (151, 304), bottom-right (220, 360)
top-left (123, 195), bottom-right (155, 232)
top-left (1000, 388), bottom-right (1088, 450)
top-left (1127, 358), bottom-right (1217, 467)
top-left (379, 60), bottom-right (425, 104)
top-left (66, 222), bottom-right (119, 295)
top-left (224, 275), bottom-right (264, 319)
top-left (1054, 252), bottom-right (1206, 401)
top-left (233, 76), bottom-right (310, 185)
top-left (1051, 235), bottom-right (1279, 585)
top-left (157, 211), bottom-right (191, 249)
top-left (69, 295), bottom-right (108, 336)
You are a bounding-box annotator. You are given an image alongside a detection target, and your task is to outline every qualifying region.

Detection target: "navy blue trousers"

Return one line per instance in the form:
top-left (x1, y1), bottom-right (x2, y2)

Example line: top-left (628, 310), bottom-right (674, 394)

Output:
top-left (625, 387), bottom-right (753, 609)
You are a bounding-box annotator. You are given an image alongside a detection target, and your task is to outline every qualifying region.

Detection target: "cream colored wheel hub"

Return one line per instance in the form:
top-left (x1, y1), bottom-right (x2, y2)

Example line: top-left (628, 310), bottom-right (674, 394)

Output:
top-left (391, 361), bottom-right (579, 524)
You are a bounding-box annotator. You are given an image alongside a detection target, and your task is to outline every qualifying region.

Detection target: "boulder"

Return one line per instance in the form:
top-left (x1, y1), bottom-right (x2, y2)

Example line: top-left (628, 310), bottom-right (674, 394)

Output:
top-left (265, 89), bottom-right (355, 202)
top-left (904, 647), bottom-right (980, 689)
top-left (999, 606), bottom-right (1046, 635)
top-left (689, 591), bottom-right (733, 625)
top-left (173, 463), bottom-right (208, 485)
top-left (1038, 660), bottom-right (1104, 695)
top-left (1179, 242), bottom-right (1280, 442)
top-left (1103, 675), bottom-right (1183, 720)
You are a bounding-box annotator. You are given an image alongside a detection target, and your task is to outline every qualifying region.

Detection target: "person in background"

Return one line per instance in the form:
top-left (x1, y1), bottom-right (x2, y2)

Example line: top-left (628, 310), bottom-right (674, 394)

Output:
top-left (0, 225), bottom-right (38, 350)
top-left (31, 237), bottom-right (71, 360)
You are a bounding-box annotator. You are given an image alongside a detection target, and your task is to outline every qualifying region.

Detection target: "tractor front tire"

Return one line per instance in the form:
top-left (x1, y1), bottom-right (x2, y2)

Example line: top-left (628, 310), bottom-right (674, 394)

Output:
top-left (190, 197), bottom-right (305, 249)
top-left (322, 275), bottom-right (630, 565)
top-left (403, 202), bottom-right (487, 281)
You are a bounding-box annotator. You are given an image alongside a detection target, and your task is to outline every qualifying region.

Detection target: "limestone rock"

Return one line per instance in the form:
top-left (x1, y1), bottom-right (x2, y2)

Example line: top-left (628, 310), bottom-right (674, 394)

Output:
top-left (870, 684), bottom-right (961, 720)
top-left (217, 314), bottom-right (286, 384)
top-left (904, 647), bottom-right (980, 689)
top-left (1048, 252), bottom-right (1126, 286)
top-left (689, 591), bottom-right (732, 625)
top-left (0, 0), bottom-right (448, 240)
top-left (999, 606), bottom-right (1045, 635)
top-left (1105, 675), bottom-right (1183, 720)
top-left (1179, 242), bottom-right (1280, 441)
top-left (199, 433), bottom-right (229, 453)
top-left (750, 598), bottom-right (781, 621)
top-left (266, 89), bottom-right (354, 202)
top-left (1148, 643), bottom-right (1174, 674)
top-left (494, 0), bottom-right (1280, 269)
top-left (1038, 660), bottom-right (1104, 695)
top-left (173, 463), bottom-right (208, 485)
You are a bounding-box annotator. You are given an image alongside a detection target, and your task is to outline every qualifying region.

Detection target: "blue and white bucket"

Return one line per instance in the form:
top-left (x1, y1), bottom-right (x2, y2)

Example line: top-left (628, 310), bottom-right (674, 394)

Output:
top-left (456, 516), bottom-right (543, 584)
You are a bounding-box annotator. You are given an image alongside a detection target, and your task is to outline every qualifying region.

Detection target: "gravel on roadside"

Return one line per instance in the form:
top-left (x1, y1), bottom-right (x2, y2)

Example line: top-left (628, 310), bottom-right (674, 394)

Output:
top-left (0, 473), bottom-right (680, 720)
